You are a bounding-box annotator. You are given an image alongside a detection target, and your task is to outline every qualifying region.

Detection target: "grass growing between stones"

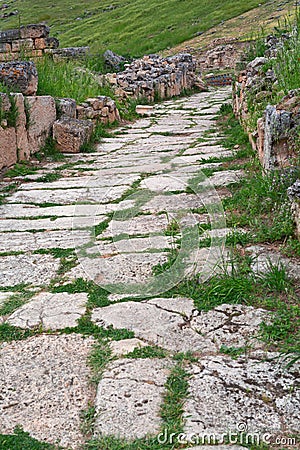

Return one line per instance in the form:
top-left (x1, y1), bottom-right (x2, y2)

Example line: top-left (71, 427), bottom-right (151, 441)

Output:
top-left (84, 360), bottom-right (190, 450)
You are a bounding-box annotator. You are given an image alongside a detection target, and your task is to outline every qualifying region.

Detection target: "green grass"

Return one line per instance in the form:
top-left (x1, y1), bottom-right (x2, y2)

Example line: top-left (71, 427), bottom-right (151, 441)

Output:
top-left (1, 0), bottom-right (268, 58)
top-left (5, 162), bottom-right (38, 178)
top-left (0, 427), bottom-right (57, 450)
top-left (35, 56), bottom-right (114, 103)
top-left (125, 346), bottom-right (167, 359)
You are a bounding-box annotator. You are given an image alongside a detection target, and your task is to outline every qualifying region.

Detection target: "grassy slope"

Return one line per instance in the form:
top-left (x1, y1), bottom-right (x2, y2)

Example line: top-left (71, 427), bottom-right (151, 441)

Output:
top-left (166, 0), bottom-right (296, 54)
top-left (0, 0), bottom-right (270, 57)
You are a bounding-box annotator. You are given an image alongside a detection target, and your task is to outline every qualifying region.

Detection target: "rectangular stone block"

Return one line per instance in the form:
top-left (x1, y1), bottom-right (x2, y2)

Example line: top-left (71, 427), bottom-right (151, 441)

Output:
top-left (53, 117), bottom-right (93, 153)
top-left (12, 93), bottom-right (30, 161)
top-left (0, 29), bottom-right (20, 43)
top-left (0, 127), bottom-right (17, 169)
top-left (11, 39), bottom-right (34, 52)
top-left (0, 43), bottom-right (11, 53)
top-left (34, 38), bottom-right (47, 50)
top-left (26, 96), bottom-right (56, 154)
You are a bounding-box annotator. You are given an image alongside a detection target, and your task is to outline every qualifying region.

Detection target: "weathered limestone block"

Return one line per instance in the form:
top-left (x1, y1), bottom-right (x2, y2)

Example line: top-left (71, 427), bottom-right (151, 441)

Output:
top-left (288, 180), bottom-right (300, 240)
top-left (26, 96), bottom-right (56, 154)
top-left (0, 61), bottom-right (38, 95)
top-left (34, 38), bottom-right (47, 50)
top-left (0, 92), bottom-right (11, 112)
top-left (57, 98), bottom-right (77, 119)
top-left (0, 42), bottom-right (11, 53)
top-left (0, 127), bottom-right (17, 169)
top-left (263, 105), bottom-right (294, 170)
top-left (13, 93), bottom-right (30, 160)
top-left (20, 24), bottom-right (50, 39)
top-left (11, 38), bottom-right (34, 52)
top-left (0, 28), bottom-right (20, 43)
top-left (47, 47), bottom-right (89, 61)
top-left (53, 117), bottom-right (93, 153)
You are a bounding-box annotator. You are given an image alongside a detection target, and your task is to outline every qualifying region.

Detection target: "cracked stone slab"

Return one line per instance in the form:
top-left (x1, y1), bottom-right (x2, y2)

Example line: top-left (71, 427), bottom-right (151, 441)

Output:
top-left (144, 297), bottom-right (196, 318)
top-left (109, 338), bottom-right (148, 356)
top-left (7, 185), bottom-right (129, 205)
top-left (184, 354), bottom-right (300, 437)
top-left (140, 174), bottom-right (188, 192)
top-left (92, 302), bottom-right (268, 353)
top-left (190, 303), bottom-right (270, 349)
top-left (0, 229), bottom-right (91, 252)
top-left (92, 301), bottom-right (215, 353)
top-left (0, 254), bottom-right (60, 287)
top-left (0, 334), bottom-right (94, 449)
top-left (7, 292), bottom-right (87, 329)
top-left (94, 358), bottom-right (172, 440)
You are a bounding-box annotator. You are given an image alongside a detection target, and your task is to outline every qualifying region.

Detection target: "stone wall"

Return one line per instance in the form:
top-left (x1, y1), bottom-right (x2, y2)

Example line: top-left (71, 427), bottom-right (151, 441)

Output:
top-left (233, 57), bottom-right (300, 171)
top-left (188, 38), bottom-right (249, 72)
top-left (0, 92), bottom-right (56, 170)
top-left (0, 24), bottom-right (88, 62)
top-left (106, 53), bottom-right (205, 102)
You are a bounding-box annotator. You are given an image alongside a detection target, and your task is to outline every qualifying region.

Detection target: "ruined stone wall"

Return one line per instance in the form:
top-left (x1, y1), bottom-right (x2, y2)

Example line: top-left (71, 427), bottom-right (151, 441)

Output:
top-left (188, 38), bottom-right (249, 72)
top-left (0, 24), bottom-right (88, 62)
top-left (233, 57), bottom-right (300, 171)
top-left (106, 53), bottom-right (205, 102)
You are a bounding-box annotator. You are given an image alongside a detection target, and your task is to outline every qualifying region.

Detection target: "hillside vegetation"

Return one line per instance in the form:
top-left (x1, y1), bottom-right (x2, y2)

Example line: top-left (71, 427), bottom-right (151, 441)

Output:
top-left (0, 0), bottom-right (270, 57)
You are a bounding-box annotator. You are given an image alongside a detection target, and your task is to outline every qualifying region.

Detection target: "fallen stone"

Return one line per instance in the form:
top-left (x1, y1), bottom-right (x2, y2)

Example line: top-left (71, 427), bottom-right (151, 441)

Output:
top-left (0, 61), bottom-right (38, 95)
top-left (0, 334), bottom-right (93, 448)
top-left (7, 292), bottom-right (87, 329)
top-left (94, 358), bottom-right (172, 439)
top-left (53, 117), bottom-right (93, 153)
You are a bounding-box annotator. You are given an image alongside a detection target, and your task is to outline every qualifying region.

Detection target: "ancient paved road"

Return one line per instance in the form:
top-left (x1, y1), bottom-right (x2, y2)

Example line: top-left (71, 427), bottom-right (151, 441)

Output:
top-left (0, 88), bottom-right (299, 449)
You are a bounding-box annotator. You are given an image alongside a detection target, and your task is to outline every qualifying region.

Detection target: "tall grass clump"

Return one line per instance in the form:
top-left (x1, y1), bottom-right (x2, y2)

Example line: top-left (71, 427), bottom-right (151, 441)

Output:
top-left (35, 56), bottom-right (115, 103)
top-left (271, 13), bottom-right (300, 92)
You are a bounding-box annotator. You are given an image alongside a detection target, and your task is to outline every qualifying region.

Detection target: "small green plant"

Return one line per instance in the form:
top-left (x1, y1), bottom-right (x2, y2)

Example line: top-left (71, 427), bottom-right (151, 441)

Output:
top-left (220, 345), bottom-right (247, 358)
top-left (125, 345), bottom-right (167, 359)
top-left (5, 162), bottom-right (37, 178)
top-left (35, 137), bottom-right (65, 162)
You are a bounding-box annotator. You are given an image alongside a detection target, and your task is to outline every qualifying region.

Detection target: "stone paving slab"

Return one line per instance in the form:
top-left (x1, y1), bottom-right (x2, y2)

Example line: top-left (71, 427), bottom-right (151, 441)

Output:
top-left (247, 245), bottom-right (300, 280)
top-left (7, 185), bottom-right (129, 205)
top-left (94, 358), bottom-right (172, 440)
top-left (0, 216), bottom-right (103, 232)
top-left (7, 292), bottom-right (87, 329)
top-left (0, 229), bottom-right (91, 252)
top-left (70, 252), bottom-right (169, 286)
top-left (0, 254), bottom-right (60, 287)
top-left (91, 302), bottom-right (267, 353)
top-left (86, 235), bottom-right (173, 255)
top-left (18, 174), bottom-right (140, 191)
top-left (184, 354), bottom-right (300, 436)
top-left (0, 334), bottom-right (94, 449)
top-left (0, 201), bottom-right (134, 218)
top-left (101, 215), bottom-right (169, 238)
